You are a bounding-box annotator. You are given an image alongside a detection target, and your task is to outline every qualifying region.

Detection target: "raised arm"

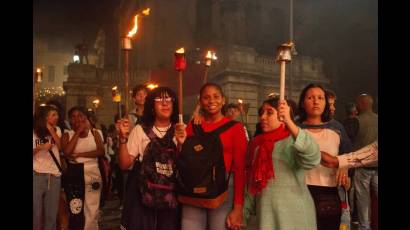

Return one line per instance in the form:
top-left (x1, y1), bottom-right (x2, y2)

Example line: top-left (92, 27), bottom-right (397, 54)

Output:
top-left (117, 119), bottom-right (137, 170)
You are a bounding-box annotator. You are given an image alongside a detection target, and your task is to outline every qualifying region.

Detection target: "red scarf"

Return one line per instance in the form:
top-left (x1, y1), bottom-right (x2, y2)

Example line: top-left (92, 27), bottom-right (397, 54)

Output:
top-left (249, 124), bottom-right (290, 195)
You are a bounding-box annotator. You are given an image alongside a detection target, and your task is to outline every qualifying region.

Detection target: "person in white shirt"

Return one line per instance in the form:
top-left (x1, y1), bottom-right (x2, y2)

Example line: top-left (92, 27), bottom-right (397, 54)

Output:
top-left (297, 84), bottom-right (351, 230)
top-left (62, 106), bottom-right (105, 230)
top-left (33, 105), bottom-right (62, 230)
top-left (321, 141), bottom-right (378, 169)
top-left (117, 87), bottom-right (180, 230)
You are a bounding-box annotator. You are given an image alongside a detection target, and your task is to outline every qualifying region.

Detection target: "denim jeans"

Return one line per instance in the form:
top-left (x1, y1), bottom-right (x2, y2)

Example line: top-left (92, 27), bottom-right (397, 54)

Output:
top-left (181, 178), bottom-right (234, 230)
top-left (354, 168), bottom-right (378, 230)
top-left (33, 171), bottom-right (61, 230)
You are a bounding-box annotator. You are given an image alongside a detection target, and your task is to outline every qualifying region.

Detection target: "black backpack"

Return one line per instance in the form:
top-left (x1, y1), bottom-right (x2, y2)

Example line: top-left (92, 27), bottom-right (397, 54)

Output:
top-left (177, 120), bottom-right (237, 209)
top-left (139, 124), bottom-right (178, 210)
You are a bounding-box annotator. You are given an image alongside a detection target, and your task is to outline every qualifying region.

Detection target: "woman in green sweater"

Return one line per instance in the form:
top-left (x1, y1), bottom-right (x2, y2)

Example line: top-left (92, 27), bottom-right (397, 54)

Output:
top-left (245, 97), bottom-right (320, 230)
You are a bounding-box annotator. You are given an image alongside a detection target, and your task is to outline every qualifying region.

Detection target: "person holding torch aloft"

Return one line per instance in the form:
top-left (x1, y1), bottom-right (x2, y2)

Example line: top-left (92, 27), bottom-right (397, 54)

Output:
top-left (117, 87), bottom-right (181, 230)
top-left (175, 83), bottom-right (247, 230)
top-left (243, 97), bottom-right (320, 230)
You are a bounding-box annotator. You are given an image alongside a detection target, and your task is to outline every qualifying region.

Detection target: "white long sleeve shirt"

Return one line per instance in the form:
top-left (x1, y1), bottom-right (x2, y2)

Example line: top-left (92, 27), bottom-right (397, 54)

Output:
top-left (337, 140), bottom-right (378, 169)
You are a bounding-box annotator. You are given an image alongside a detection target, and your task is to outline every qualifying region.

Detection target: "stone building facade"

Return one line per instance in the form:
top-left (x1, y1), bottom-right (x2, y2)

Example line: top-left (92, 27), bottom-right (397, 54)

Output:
top-left (63, 44), bottom-right (329, 132)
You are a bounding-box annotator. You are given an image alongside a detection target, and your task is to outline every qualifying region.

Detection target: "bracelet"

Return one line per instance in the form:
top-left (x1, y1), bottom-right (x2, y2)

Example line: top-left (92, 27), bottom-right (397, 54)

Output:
top-left (119, 137), bottom-right (128, 144)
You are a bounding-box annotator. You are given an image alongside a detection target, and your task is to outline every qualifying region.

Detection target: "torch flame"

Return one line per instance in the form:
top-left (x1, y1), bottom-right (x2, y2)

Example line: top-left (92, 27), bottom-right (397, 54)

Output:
top-left (112, 86), bottom-right (117, 91)
top-left (212, 52), bottom-right (218, 60)
top-left (93, 99), bottom-right (100, 104)
top-left (146, 83), bottom-right (158, 90)
top-left (206, 51), bottom-right (212, 59)
top-left (127, 14), bottom-right (139, 38)
top-left (238, 99), bottom-right (243, 104)
top-left (176, 47), bottom-right (185, 54)
top-left (142, 8), bottom-right (150, 16)
top-left (36, 68), bottom-right (42, 73)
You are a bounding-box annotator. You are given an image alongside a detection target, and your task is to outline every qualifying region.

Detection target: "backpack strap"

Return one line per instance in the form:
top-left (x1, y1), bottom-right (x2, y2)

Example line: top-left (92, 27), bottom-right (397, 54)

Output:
top-left (192, 123), bottom-right (204, 135)
top-left (141, 125), bottom-right (158, 141)
top-left (211, 120), bottom-right (238, 136)
top-left (141, 124), bottom-right (175, 143)
top-left (192, 120), bottom-right (238, 136)
top-left (212, 120), bottom-right (238, 185)
top-left (48, 149), bottom-right (63, 172)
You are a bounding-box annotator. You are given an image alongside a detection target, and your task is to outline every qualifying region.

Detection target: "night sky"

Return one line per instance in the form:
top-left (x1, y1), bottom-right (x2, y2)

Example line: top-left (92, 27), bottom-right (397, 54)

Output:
top-left (33, 0), bottom-right (118, 51)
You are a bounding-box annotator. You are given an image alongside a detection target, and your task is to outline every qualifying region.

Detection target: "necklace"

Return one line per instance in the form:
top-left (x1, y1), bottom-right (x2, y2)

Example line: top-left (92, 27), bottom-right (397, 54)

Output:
top-left (154, 125), bottom-right (170, 133)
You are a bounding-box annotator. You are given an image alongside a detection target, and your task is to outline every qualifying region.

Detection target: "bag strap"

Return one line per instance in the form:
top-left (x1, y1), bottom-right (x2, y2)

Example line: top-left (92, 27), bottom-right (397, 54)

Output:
top-left (48, 149), bottom-right (63, 173)
top-left (142, 124), bottom-right (175, 141)
top-left (192, 123), bottom-right (204, 135)
top-left (192, 120), bottom-right (238, 136)
top-left (211, 120), bottom-right (238, 136)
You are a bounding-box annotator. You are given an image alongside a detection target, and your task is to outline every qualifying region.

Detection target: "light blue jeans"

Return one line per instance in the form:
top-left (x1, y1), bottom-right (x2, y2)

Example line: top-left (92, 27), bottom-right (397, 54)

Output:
top-left (354, 168), bottom-right (378, 230)
top-left (181, 179), bottom-right (234, 230)
top-left (33, 171), bottom-right (61, 230)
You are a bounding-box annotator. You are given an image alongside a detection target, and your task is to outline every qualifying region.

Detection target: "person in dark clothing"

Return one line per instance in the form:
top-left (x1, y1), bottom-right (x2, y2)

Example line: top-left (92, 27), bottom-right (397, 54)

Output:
top-left (342, 102), bottom-right (359, 143)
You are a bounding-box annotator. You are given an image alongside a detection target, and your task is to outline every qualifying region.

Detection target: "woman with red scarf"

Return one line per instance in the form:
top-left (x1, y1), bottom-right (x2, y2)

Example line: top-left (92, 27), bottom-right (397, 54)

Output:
top-left (244, 97), bottom-right (320, 230)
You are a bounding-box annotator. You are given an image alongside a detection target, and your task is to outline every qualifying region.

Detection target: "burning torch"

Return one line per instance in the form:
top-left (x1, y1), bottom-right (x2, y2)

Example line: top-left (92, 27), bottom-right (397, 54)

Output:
top-left (203, 50), bottom-right (217, 84)
top-left (121, 8), bottom-right (150, 117)
top-left (275, 42), bottom-right (294, 120)
top-left (174, 47), bottom-right (186, 124)
top-left (112, 86), bottom-right (122, 118)
top-left (33, 67), bottom-right (43, 114)
top-left (238, 99), bottom-right (250, 124)
top-left (146, 83), bottom-right (159, 91)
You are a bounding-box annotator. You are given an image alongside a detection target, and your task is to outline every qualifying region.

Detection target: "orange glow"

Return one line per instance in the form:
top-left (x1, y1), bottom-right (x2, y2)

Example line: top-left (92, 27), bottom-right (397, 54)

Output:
top-left (36, 68), bottom-right (42, 73)
top-left (176, 47), bottom-right (185, 54)
top-left (142, 8), bottom-right (150, 16)
top-left (127, 14), bottom-right (139, 38)
top-left (206, 51), bottom-right (212, 59)
top-left (112, 86), bottom-right (117, 91)
top-left (212, 52), bottom-right (218, 60)
top-left (93, 99), bottom-right (100, 104)
top-left (146, 83), bottom-right (159, 90)
top-left (238, 99), bottom-right (243, 104)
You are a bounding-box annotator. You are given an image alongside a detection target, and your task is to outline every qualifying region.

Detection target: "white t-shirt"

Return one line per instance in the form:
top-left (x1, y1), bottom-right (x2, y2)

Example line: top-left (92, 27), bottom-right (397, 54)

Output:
top-left (67, 129), bottom-right (103, 164)
top-left (127, 124), bottom-right (177, 163)
top-left (33, 127), bottom-right (62, 176)
top-left (305, 128), bottom-right (340, 187)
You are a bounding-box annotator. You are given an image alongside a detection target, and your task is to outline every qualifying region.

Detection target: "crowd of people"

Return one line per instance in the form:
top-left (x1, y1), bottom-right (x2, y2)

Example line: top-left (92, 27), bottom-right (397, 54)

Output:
top-left (33, 82), bottom-right (378, 230)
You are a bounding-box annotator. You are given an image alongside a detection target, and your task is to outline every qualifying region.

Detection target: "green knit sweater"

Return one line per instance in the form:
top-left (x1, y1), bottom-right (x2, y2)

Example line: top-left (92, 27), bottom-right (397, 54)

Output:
top-left (244, 129), bottom-right (320, 230)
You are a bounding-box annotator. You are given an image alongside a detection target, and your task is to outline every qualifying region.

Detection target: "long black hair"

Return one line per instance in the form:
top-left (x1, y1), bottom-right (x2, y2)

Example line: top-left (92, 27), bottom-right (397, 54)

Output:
top-left (142, 87), bottom-right (179, 127)
top-left (33, 105), bottom-right (58, 140)
top-left (298, 83), bottom-right (331, 123)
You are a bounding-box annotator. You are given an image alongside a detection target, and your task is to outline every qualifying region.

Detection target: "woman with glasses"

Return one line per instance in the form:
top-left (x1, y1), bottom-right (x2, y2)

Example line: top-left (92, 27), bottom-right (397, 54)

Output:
top-left (117, 87), bottom-right (180, 230)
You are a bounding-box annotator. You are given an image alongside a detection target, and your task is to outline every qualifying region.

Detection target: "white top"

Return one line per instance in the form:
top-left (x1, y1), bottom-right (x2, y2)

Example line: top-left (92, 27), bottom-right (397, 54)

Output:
top-left (67, 129), bottom-right (103, 164)
top-left (33, 127), bottom-right (62, 176)
top-left (337, 140), bottom-right (378, 169)
top-left (127, 124), bottom-right (177, 162)
top-left (305, 128), bottom-right (340, 187)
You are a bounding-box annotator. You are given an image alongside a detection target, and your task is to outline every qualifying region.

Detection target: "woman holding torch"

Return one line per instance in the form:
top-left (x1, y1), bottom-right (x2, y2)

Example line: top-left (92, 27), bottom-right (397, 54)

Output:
top-left (243, 97), bottom-right (320, 230)
top-left (117, 87), bottom-right (180, 230)
top-left (175, 83), bottom-right (248, 230)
